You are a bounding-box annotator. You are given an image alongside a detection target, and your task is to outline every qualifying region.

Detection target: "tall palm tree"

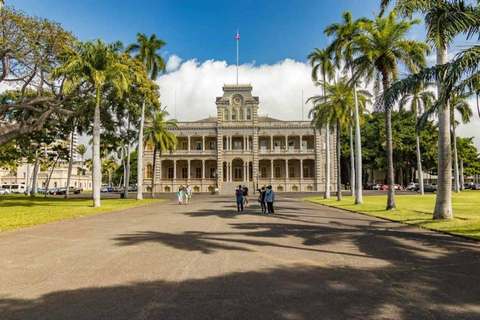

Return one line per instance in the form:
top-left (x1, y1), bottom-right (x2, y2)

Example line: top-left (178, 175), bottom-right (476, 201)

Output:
top-left (399, 83), bottom-right (435, 195)
top-left (53, 40), bottom-right (130, 207)
top-left (76, 144), bottom-right (87, 166)
top-left (102, 157), bottom-right (119, 187)
top-left (307, 48), bottom-right (335, 199)
top-left (324, 11), bottom-right (371, 204)
top-left (308, 77), bottom-right (370, 201)
top-left (352, 11), bottom-right (429, 210)
top-left (380, 0), bottom-right (480, 219)
top-left (127, 33), bottom-right (167, 201)
top-left (143, 109), bottom-right (178, 198)
top-left (420, 93), bottom-right (473, 192)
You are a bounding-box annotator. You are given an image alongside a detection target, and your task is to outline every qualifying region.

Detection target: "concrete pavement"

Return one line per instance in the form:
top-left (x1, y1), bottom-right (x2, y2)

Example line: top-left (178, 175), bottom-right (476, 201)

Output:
top-left (1, 194), bottom-right (480, 319)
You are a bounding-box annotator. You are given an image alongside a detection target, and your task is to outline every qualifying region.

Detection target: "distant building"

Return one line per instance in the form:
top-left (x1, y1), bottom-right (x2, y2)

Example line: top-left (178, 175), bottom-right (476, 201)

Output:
top-left (143, 84), bottom-right (338, 194)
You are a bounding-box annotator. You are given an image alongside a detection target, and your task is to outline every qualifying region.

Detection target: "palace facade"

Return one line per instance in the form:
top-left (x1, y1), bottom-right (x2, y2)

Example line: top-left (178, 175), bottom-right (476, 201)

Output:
top-left (142, 84), bottom-right (337, 194)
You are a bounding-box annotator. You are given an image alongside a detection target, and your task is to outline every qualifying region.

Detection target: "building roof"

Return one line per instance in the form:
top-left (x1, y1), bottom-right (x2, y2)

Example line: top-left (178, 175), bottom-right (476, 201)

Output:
top-left (258, 116), bottom-right (282, 122)
top-left (194, 117), bottom-right (217, 123)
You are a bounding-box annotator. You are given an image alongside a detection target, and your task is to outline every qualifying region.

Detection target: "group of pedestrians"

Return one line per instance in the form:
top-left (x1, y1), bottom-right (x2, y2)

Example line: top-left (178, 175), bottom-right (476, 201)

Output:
top-left (235, 184), bottom-right (275, 215)
top-left (177, 184), bottom-right (192, 205)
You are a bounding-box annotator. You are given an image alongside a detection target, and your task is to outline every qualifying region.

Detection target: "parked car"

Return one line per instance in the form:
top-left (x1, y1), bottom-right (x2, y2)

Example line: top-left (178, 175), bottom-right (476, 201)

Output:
top-left (406, 183), bottom-right (418, 191)
top-left (463, 183), bottom-right (474, 190)
top-left (415, 184), bottom-right (437, 193)
top-left (100, 187), bottom-right (109, 193)
top-left (394, 184), bottom-right (403, 191)
top-left (0, 188), bottom-right (11, 195)
top-left (56, 187), bottom-right (67, 195)
top-left (47, 188), bottom-right (59, 195)
top-left (371, 184), bottom-right (381, 190)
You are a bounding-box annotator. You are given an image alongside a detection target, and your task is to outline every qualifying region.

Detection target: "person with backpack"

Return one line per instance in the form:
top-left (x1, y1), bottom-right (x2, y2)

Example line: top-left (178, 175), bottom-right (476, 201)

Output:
top-left (185, 184), bottom-right (192, 204)
top-left (258, 187), bottom-right (266, 214)
top-left (235, 185), bottom-right (244, 212)
top-left (265, 185), bottom-right (275, 215)
top-left (177, 187), bottom-right (184, 205)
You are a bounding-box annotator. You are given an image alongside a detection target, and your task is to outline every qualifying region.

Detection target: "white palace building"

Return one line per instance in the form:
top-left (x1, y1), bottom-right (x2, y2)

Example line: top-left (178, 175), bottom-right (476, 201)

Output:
top-left (142, 83), bottom-right (337, 195)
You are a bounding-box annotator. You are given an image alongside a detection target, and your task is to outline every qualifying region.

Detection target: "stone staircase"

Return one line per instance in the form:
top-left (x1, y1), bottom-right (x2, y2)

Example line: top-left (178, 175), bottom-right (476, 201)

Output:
top-left (219, 181), bottom-right (255, 196)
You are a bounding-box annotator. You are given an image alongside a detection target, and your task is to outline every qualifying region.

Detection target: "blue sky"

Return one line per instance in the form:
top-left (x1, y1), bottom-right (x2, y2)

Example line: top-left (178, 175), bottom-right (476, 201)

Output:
top-left (11, 0), bottom-right (408, 65)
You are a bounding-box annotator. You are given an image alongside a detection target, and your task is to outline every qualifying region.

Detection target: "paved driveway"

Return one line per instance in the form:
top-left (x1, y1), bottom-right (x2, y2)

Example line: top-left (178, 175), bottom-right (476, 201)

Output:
top-left (1, 194), bottom-right (480, 319)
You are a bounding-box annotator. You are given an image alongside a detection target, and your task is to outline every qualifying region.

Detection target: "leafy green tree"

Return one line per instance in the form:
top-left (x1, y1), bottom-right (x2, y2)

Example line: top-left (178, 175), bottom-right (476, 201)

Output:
top-left (144, 109), bottom-right (178, 198)
top-left (308, 77), bottom-right (370, 201)
top-left (352, 11), bottom-right (429, 210)
top-left (324, 11), bottom-right (370, 203)
top-left (102, 157), bottom-right (119, 187)
top-left (381, 0), bottom-right (480, 219)
top-left (53, 40), bottom-right (131, 207)
top-left (127, 33), bottom-right (167, 200)
top-left (307, 48), bottom-right (335, 199)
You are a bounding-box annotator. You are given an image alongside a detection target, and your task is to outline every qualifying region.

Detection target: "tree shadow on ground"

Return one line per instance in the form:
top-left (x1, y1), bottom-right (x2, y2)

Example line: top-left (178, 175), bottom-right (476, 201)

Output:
top-left (1, 262), bottom-right (479, 320)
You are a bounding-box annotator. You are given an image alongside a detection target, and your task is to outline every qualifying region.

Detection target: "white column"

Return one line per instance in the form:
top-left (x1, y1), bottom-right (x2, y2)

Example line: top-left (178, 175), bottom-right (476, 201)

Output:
top-left (270, 135), bottom-right (274, 151)
top-left (188, 136), bottom-right (191, 152)
top-left (247, 162), bottom-right (250, 181)
top-left (285, 135), bottom-right (288, 152)
top-left (244, 163), bottom-right (247, 181)
top-left (173, 160), bottom-right (177, 180)
top-left (271, 159), bottom-right (274, 181)
top-left (187, 160), bottom-right (191, 179)
top-left (202, 136), bottom-right (205, 151)
top-left (244, 136), bottom-right (246, 151)
top-left (230, 136), bottom-right (233, 151)
top-left (159, 160), bottom-right (162, 182)
top-left (300, 159), bottom-right (304, 179)
top-left (202, 160), bottom-right (205, 179)
top-left (285, 159), bottom-right (289, 179)
top-left (229, 162), bottom-right (233, 182)
top-left (300, 135), bottom-right (303, 152)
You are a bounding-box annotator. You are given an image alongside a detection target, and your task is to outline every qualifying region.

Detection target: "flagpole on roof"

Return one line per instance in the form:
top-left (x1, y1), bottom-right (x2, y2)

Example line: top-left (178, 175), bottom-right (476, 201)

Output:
top-left (236, 29), bottom-right (240, 85)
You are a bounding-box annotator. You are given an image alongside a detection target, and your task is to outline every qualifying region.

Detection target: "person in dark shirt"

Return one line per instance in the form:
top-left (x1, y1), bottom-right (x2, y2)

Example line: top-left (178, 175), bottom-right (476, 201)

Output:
top-left (235, 185), bottom-right (244, 212)
top-left (242, 185), bottom-right (249, 207)
top-left (258, 187), bottom-right (266, 214)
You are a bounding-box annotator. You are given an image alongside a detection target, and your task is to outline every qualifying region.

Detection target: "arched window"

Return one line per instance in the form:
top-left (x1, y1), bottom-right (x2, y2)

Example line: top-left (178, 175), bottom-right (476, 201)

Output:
top-left (224, 109), bottom-right (230, 120)
top-left (239, 109), bottom-right (244, 120)
top-left (146, 163), bottom-right (153, 179)
top-left (232, 109), bottom-right (237, 120)
top-left (246, 109), bottom-right (252, 120)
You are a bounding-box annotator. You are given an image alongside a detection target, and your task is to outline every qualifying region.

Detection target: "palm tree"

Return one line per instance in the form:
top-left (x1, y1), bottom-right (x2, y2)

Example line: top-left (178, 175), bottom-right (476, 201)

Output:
top-left (53, 40), bottom-right (130, 207)
top-left (76, 144), bottom-right (87, 167)
top-left (324, 11), bottom-right (371, 204)
top-left (420, 93), bottom-right (473, 192)
top-left (127, 33), bottom-right (167, 201)
top-left (352, 11), bottom-right (429, 210)
top-left (399, 83), bottom-right (435, 195)
top-left (380, 0), bottom-right (480, 219)
top-left (102, 157), bottom-right (119, 187)
top-left (307, 48), bottom-right (335, 199)
top-left (308, 77), bottom-right (370, 201)
top-left (143, 109), bottom-right (178, 198)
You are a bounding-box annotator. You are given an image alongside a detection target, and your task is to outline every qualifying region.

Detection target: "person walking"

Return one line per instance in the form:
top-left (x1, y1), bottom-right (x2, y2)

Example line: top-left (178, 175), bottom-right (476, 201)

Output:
top-left (258, 186), bottom-right (266, 214)
top-left (265, 185), bottom-right (275, 215)
top-left (242, 184), bottom-right (249, 207)
top-left (177, 187), bottom-right (184, 205)
top-left (235, 185), bottom-right (244, 212)
top-left (185, 184), bottom-right (192, 204)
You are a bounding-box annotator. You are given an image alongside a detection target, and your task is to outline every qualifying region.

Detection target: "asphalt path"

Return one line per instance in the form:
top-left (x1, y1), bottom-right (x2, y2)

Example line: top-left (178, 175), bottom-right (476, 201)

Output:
top-left (1, 194), bottom-right (480, 319)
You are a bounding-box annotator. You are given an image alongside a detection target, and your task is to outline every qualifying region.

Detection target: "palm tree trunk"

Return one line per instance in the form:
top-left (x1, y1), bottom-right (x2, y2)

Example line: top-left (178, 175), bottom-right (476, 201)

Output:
top-left (349, 125), bottom-right (355, 197)
top-left (31, 148), bottom-right (39, 197)
top-left (108, 172), bottom-right (113, 187)
top-left (383, 73), bottom-right (395, 210)
top-left (45, 154), bottom-right (61, 198)
top-left (353, 84), bottom-right (363, 204)
top-left (137, 100), bottom-right (146, 200)
top-left (434, 46), bottom-right (453, 219)
top-left (124, 114), bottom-right (131, 199)
top-left (460, 159), bottom-right (464, 189)
top-left (92, 88), bottom-right (101, 207)
top-left (415, 112), bottom-right (424, 195)
top-left (325, 123), bottom-right (331, 199)
top-left (65, 126), bottom-right (75, 199)
top-left (337, 119), bottom-right (342, 201)
top-left (452, 119), bottom-right (460, 193)
top-left (324, 72), bottom-right (331, 199)
top-left (151, 146), bottom-right (157, 199)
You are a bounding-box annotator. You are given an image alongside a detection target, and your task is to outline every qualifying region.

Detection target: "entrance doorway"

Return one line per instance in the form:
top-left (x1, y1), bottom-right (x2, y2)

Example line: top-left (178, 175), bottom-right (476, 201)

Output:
top-left (232, 158), bottom-right (244, 181)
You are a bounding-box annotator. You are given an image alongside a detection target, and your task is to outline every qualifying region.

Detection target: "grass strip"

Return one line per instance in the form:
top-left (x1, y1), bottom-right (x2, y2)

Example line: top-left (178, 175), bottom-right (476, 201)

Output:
top-left (304, 191), bottom-right (480, 241)
top-left (0, 195), bottom-right (165, 231)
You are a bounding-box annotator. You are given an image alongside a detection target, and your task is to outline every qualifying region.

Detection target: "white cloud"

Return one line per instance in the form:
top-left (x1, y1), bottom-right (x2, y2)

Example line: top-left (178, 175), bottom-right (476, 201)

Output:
top-left (166, 54), bottom-right (183, 73)
top-left (157, 57), bottom-right (318, 122)
top-left (455, 96), bottom-right (480, 151)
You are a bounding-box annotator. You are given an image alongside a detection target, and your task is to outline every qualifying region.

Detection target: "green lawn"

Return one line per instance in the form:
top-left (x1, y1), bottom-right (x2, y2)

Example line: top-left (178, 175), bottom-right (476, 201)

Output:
top-left (305, 191), bottom-right (480, 240)
top-left (0, 195), bottom-right (165, 231)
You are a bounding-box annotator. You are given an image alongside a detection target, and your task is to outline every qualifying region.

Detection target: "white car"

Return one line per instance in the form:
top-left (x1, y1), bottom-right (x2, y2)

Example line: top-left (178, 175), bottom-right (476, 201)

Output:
top-left (0, 188), bottom-right (11, 195)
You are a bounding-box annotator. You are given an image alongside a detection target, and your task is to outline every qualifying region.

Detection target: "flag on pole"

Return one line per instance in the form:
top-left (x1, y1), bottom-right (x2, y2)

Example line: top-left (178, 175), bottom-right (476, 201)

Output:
top-left (236, 30), bottom-right (240, 41)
